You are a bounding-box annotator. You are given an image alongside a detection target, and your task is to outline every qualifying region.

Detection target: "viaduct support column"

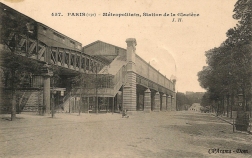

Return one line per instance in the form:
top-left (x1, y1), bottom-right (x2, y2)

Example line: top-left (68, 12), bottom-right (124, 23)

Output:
top-left (43, 75), bottom-right (50, 115)
top-left (171, 96), bottom-right (175, 111)
top-left (153, 92), bottom-right (160, 112)
top-left (172, 93), bottom-right (177, 111)
top-left (123, 38), bottom-right (137, 111)
top-left (171, 96), bottom-right (174, 111)
top-left (160, 94), bottom-right (163, 111)
top-left (167, 95), bottom-right (171, 111)
top-left (174, 93), bottom-right (177, 111)
top-left (144, 88), bottom-right (151, 113)
top-left (162, 94), bottom-right (166, 111)
top-left (42, 64), bottom-right (53, 115)
top-left (151, 91), bottom-right (155, 111)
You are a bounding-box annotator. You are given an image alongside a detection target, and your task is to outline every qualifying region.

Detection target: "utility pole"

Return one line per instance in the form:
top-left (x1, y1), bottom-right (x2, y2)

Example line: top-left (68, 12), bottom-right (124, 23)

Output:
top-left (69, 91), bottom-right (71, 113)
top-left (11, 68), bottom-right (16, 121)
top-left (51, 91), bottom-right (55, 118)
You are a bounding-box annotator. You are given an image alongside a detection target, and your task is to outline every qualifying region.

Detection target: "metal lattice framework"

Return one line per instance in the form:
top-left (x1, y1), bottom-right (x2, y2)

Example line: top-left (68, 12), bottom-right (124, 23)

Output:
top-left (4, 32), bottom-right (105, 73)
top-left (3, 32), bottom-right (175, 98)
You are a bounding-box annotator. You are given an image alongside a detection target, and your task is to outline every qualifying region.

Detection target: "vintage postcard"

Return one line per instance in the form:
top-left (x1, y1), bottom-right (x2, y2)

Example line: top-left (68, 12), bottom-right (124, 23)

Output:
top-left (0, 0), bottom-right (251, 157)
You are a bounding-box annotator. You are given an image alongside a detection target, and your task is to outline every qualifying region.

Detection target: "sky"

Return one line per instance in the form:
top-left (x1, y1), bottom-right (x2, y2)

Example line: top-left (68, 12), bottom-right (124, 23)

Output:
top-left (1, 0), bottom-right (238, 93)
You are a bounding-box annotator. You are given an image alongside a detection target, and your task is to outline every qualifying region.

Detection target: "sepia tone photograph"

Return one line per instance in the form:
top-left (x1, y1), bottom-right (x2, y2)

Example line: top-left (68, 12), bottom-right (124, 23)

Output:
top-left (0, 0), bottom-right (251, 157)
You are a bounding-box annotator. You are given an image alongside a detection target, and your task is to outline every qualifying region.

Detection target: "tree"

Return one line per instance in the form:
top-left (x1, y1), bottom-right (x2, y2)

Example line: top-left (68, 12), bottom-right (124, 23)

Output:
top-left (176, 92), bottom-right (190, 110)
top-left (198, 0), bottom-right (252, 116)
top-left (1, 49), bottom-right (44, 120)
top-left (0, 3), bottom-right (37, 44)
top-left (223, 0), bottom-right (251, 46)
top-left (198, 44), bottom-right (252, 115)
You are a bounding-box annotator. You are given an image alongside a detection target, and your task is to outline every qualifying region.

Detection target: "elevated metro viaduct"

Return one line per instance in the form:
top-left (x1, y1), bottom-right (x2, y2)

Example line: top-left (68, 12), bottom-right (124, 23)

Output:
top-left (78, 38), bottom-right (177, 113)
top-left (0, 3), bottom-right (176, 114)
top-left (1, 36), bottom-right (176, 114)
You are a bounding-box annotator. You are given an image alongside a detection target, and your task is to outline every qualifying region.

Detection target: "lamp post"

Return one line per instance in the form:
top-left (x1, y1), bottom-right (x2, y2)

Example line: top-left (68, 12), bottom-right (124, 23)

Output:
top-left (237, 91), bottom-right (243, 110)
top-left (235, 88), bottom-right (249, 132)
top-left (51, 89), bottom-right (57, 118)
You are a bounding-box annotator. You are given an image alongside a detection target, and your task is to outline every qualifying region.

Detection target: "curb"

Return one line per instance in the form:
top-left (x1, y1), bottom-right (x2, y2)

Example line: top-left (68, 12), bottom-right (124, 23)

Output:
top-left (211, 114), bottom-right (252, 134)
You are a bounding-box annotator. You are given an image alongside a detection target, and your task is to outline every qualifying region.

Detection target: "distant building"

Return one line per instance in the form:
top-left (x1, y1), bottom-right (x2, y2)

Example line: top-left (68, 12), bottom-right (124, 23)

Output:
top-left (188, 103), bottom-right (201, 112)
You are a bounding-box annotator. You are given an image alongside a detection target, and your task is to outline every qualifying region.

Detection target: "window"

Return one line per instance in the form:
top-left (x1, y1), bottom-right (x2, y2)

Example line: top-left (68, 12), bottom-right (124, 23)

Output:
top-left (42, 26), bottom-right (47, 33)
top-left (53, 32), bottom-right (65, 41)
top-left (42, 26), bottom-right (47, 31)
top-left (76, 44), bottom-right (82, 50)
top-left (116, 47), bottom-right (119, 55)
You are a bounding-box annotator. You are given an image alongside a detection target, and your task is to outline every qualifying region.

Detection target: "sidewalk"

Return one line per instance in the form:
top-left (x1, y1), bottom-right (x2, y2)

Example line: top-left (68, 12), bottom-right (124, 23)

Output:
top-left (213, 113), bottom-right (252, 134)
top-left (0, 112), bottom-right (125, 124)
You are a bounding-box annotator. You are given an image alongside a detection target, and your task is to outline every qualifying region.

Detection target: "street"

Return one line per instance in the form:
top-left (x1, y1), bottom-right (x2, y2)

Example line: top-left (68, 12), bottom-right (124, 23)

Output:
top-left (0, 111), bottom-right (251, 158)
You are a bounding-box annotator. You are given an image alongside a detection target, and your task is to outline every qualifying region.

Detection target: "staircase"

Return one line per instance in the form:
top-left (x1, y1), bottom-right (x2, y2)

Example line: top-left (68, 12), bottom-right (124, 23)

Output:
top-left (21, 91), bottom-right (42, 112)
top-left (104, 55), bottom-right (127, 96)
top-left (112, 64), bottom-right (127, 96)
top-left (82, 55), bottom-right (127, 97)
top-left (59, 56), bottom-right (127, 112)
top-left (58, 87), bottom-right (79, 113)
top-left (99, 56), bottom-right (126, 75)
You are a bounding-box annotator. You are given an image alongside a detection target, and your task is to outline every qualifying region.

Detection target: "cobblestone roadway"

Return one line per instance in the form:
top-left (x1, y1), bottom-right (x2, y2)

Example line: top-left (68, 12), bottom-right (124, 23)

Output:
top-left (0, 112), bottom-right (251, 158)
